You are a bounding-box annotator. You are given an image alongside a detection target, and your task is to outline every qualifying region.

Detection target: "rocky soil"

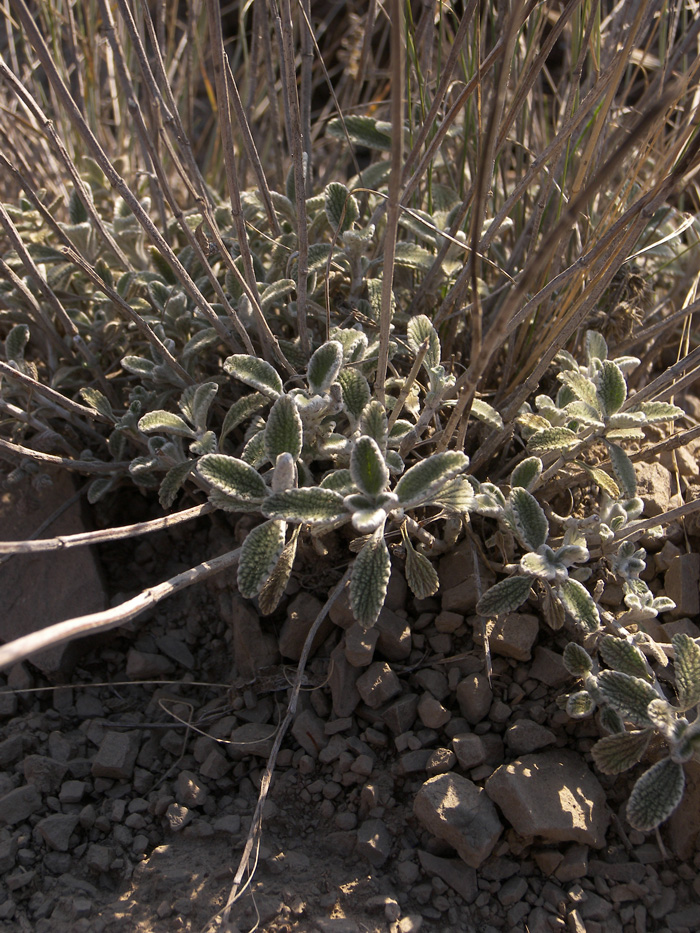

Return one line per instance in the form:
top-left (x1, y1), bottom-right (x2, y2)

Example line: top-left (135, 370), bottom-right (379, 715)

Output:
top-left (1, 460), bottom-right (700, 933)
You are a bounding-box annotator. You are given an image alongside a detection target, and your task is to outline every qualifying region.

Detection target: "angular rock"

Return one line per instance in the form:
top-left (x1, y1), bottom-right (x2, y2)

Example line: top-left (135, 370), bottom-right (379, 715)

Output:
top-left (476, 612), bottom-right (539, 661)
top-left (664, 553), bottom-right (700, 618)
top-left (0, 784), bottom-right (42, 826)
top-left (0, 734), bottom-right (24, 768)
top-left (636, 461), bottom-right (679, 516)
top-left (455, 673), bottom-right (492, 724)
top-left (126, 649), bottom-right (174, 679)
top-left (34, 813), bottom-right (79, 851)
top-left (155, 634), bottom-right (195, 669)
top-left (23, 755), bottom-right (68, 794)
top-left (505, 720), bottom-right (557, 754)
top-left (356, 662), bottom-right (401, 709)
top-left (417, 693), bottom-right (450, 729)
top-left (344, 623), bottom-right (379, 667)
top-left (375, 608), bottom-right (412, 660)
top-left (668, 759), bottom-right (700, 859)
top-left (426, 748), bottom-right (456, 776)
top-left (91, 732), bottom-right (139, 780)
top-left (0, 468), bottom-right (108, 673)
top-left (328, 643), bottom-right (361, 718)
top-left (413, 772), bottom-right (502, 868)
top-left (279, 592), bottom-right (332, 661)
top-left (356, 818), bottom-right (392, 867)
top-left (485, 750), bottom-right (610, 847)
top-left (176, 770), bottom-right (208, 807)
top-left (452, 733), bottom-right (486, 770)
top-left (222, 595), bottom-right (279, 679)
top-left (291, 708), bottom-right (328, 758)
top-left (529, 646), bottom-right (571, 687)
top-left (230, 722), bottom-right (276, 758)
top-left (438, 540), bottom-right (495, 614)
top-left (417, 849), bottom-right (478, 902)
top-left (381, 693), bottom-right (419, 735)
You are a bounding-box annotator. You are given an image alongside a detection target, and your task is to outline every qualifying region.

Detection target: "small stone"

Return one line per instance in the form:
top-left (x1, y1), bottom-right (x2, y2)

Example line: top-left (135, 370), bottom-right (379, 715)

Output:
top-left (636, 461), bottom-right (678, 516)
top-left (23, 755), bottom-right (67, 794)
top-left (397, 917), bottom-right (423, 933)
top-left (455, 674), bottom-right (492, 724)
top-left (223, 595), bottom-right (279, 679)
top-left (498, 875), bottom-right (528, 906)
top-left (155, 635), bottom-right (195, 668)
top-left (413, 669), bottom-right (449, 701)
top-left (230, 722), bottom-right (276, 758)
top-left (664, 553), bottom-right (700, 618)
top-left (434, 611), bottom-right (463, 633)
top-left (439, 541), bottom-right (495, 613)
top-left (426, 747), bottom-right (456, 775)
top-left (668, 759), bottom-right (700, 858)
top-left (505, 720), bottom-right (557, 754)
top-left (279, 592), bottom-right (331, 661)
top-left (0, 785), bottom-right (42, 826)
top-left (0, 836), bottom-right (18, 873)
top-left (375, 608), bottom-right (412, 660)
top-left (35, 814), bottom-right (79, 851)
top-left (165, 803), bottom-right (192, 832)
top-left (477, 612), bottom-right (539, 661)
top-left (344, 623), bottom-right (379, 667)
top-left (125, 649), bottom-right (174, 679)
top-left (59, 781), bottom-right (87, 804)
top-left (213, 814), bottom-right (241, 835)
top-left (199, 749), bottom-right (231, 780)
top-left (533, 848), bottom-right (564, 876)
top-left (356, 818), bottom-right (392, 867)
top-left (86, 844), bottom-right (113, 873)
top-left (328, 643), bottom-right (361, 718)
top-left (291, 709), bottom-right (328, 758)
top-left (176, 770), bottom-right (208, 807)
top-left (485, 750), bottom-right (610, 847)
top-left (0, 734), bottom-right (24, 768)
top-left (417, 693), bottom-right (450, 729)
top-left (417, 849), bottom-right (478, 902)
top-left (394, 750), bottom-right (431, 775)
top-left (555, 844), bottom-right (588, 882)
top-left (356, 662), bottom-right (402, 708)
top-left (452, 733), bottom-right (486, 769)
top-left (530, 647), bottom-right (571, 687)
top-left (413, 772), bottom-right (502, 868)
top-left (381, 694), bottom-right (419, 735)
top-left (91, 732), bottom-right (139, 781)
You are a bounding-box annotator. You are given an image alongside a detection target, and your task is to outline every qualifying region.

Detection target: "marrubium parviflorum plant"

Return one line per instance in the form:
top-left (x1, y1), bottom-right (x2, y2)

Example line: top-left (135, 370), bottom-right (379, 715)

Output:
top-left (2, 0), bottom-right (700, 850)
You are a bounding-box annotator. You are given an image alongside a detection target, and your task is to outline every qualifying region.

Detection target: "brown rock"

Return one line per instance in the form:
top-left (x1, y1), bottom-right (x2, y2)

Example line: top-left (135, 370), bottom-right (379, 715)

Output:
top-left (222, 596), bottom-right (279, 679)
top-left (664, 553), bottom-right (700, 618)
top-left (485, 750), bottom-right (610, 847)
top-left (475, 612), bottom-right (539, 661)
top-left (667, 759), bottom-right (700, 859)
top-left (279, 592), bottom-right (331, 661)
top-left (91, 732), bottom-right (139, 780)
top-left (0, 784), bottom-right (42, 826)
top-left (0, 468), bottom-right (107, 673)
top-left (356, 662), bottom-right (401, 709)
top-left (529, 646), bottom-right (571, 687)
top-left (328, 643), bottom-right (361, 718)
top-left (439, 540), bottom-right (495, 613)
top-left (417, 849), bottom-right (478, 902)
top-left (455, 673), bottom-right (492, 724)
top-left (635, 461), bottom-right (679, 517)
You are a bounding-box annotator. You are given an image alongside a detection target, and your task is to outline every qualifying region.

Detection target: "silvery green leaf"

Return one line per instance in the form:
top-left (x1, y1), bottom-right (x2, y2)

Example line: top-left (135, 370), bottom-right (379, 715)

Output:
top-left (388, 420), bottom-right (413, 442)
top-left (673, 633), bottom-right (700, 709)
top-left (395, 451), bottom-right (469, 507)
top-left (318, 434), bottom-right (350, 457)
top-left (431, 475), bottom-right (474, 511)
top-left (605, 441), bottom-right (637, 497)
top-left (510, 487), bottom-right (548, 550)
top-left (563, 642), bottom-right (593, 677)
top-left (307, 340), bottom-right (343, 395)
top-left (646, 698), bottom-right (679, 739)
top-left (635, 401), bottom-right (685, 423)
top-left (394, 242), bottom-right (435, 272)
top-left (264, 394), bottom-right (303, 463)
top-left (239, 430), bottom-right (266, 468)
top-left (293, 393), bottom-right (331, 418)
top-left (591, 729), bottom-right (653, 774)
top-left (122, 356), bottom-right (157, 377)
top-left (476, 575), bottom-right (533, 616)
top-left (80, 387), bottom-right (114, 420)
top-left (220, 392), bottom-right (268, 443)
top-left (626, 758), bottom-right (685, 832)
top-left (510, 457), bottom-right (542, 491)
top-left (138, 411), bottom-right (196, 438)
top-left (566, 691), bottom-right (596, 718)
top-left (407, 315), bottom-right (441, 370)
top-left (159, 461), bottom-right (195, 509)
top-left (337, 368), bottom-right (371, 419)
top-left (189, 430), bottom-right (217, 455)
top-left (332, 327), bottom-right (368, 362)
top-left (260, 279), bottom-right (296, 311)
top-left (600, 635), bottom-right (651, 681)
top-left (224, 354), bottom-right (283, 398)
top-left (577, 462), bottom-right (620, 499)
top-left (402, 527), bottom-right (439, 599)
top-left (178, 382), bottom-right (216, 430)
top-left (632, 632), bottom-right (669, 668)
top-left (521, 546), bottom-right (563, 581)
top-left (206, 489), bottom-right (261, 513)
top-left (586, 330), bottom-right (608, 363)
top-left (258, 526), bottom-right (300, 616)
top-left (350, 526), bottom-right (391, 627)
top-left (606, 427), bottom-right (644, 441)
top-left (599, 705), bottom-right (626, 734)
top-left (471, 399), bottom-right (504, 429)
top-left (557, 578), bottom-right (600, 631)
top-left (596, 360), bottom-right (627, 416)
top-left (320, 469), bottom-right (354, 494)
top-left (527, 427), bottom-right (579, 452)
top-left (351, 436), bottom-right (389, 498)
top-left (653, 596), bottom-right (676, 613)
top-left (518, 412), bottom-right (555, 433)
top-left (606, 411), bottom-right (646, 429)
top-left (366, 277), bottom-right (394, 322)
top-left (352, 506), bottom-right (390, 533)
top-left (197, 453), bottom-right (267, 502)
top-left (324, 182), bottom-right (359, 233)
top-left (596, 670), bottom-right (658, 726)
top-left (360, 400), bottom-right (389, 452)
top-left (564, 401), bottom-right (605, 427)
top-left (327, 115), bottom-right (393, 150)
top-left (271, 452), bottom-right (297, 493)
top-left (557, 371), bottom-right (600, 410)
top-left (237, 519), bottom-right (286, 598)
top-left (262, 487), bottom-right (347, 524)
top-left (87, 476), bottom-right (116, 504)
top-left (385, 450), bottom-right (405, 475)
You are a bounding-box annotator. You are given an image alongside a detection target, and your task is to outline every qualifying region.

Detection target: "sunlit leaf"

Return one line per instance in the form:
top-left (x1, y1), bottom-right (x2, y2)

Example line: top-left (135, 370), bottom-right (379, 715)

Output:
top-left (591, 729), bottom-right (653, 774)
top-left (626, 758), bottom-right (685, 832)
top-left (237, 520), bottom-right (286, 598)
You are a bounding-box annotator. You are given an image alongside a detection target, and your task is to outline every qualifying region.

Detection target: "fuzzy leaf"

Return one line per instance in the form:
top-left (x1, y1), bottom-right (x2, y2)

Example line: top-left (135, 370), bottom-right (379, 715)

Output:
top-left (636, 401), bottom-right (685, 423)
top-left (596, 360), bottom-right (627, 416)
top-left (240, 430), bottom-right (267, 468)
top-left (394, 242), bottom-right (435, 272)
top-left (557, 578), bottom-right (600, 631)
top-left (271, 452), bottom-right (297, 493)
top-left (558, 371), bottom-right (600, 410)
top-left (360, 400), bottom-right (389, 451)
top-left (122, 356), bottom-right (157, 377)
top-left (224, 354), bottom-right (283, 398)
top-left (258, 526), bottom-right (300, 615)
top-left (197, 453), bottom-right (267, 502)
top-left (430, 476), bottom-right (475, 512)
top-left (476, 575), bottom-right (533, 616)
top-left (350, 526), bottom-right (391, 627)
top-left (220, 392), bottom-right (268, 443)
top-left (264, 394), bottom-right (303, 463)
top-left (307, 341), bottom-right (344, 395)
top-left (159, 461), bottom-right (195, 509)
top-left (351, 506), bottom-right (390, 533)
top-left (385, 450), bottom-right (405, 475)
top-left (403, 533), bottom-right (440, 599)
top-left (262, 487), bottom-right (347, 524)
top-left (563, 642), bottom-right (593, 677)
top-left (566, 691), bottom-right (596, 718)
top-left (138, 410), bottom-right (196, 438)
top-left (80, 388), bottom-right (114, 420)
top-left (5, 324), bottom-right (30, 362)
top-left (320, 469), bottom-right (355, 494)
top-left (626, 758), bottom-right (685, 832)
top-left (673, 633), bottom-right (700, 709)
top-left (605, 441), bottom-right (637, 497)
top-left (237, 520), bottom-right (286, 598)
top-left (596, 670), bottom-right (658, 726)
top-left (394, 451), bottom-right (469, 507)
top-left (600, 706), bottom-right (626, 734)
top-left (351, 436), bottom-right (389, 498)
top-left (510, 457), bottom-right (542, 491)
top-left (510, 487), bottom-right (548, 551)
top-left (182, 382), bottom-right (218, 432)
top-left (471, 399), bottom-right (504, 429)
top-left (527, 427), bottom-right (579, 453)
top-left (407, 315), bottom-right (440, 370)
top-left (324, 182), bottom-right (359, 233)
top-left (586, 330), bottom-right (608, 363)
top-left (591, 729), bottom-right (653, 775)
top-left (260, 279), bottom-right (296, 311)
top-left (600, 635), bottom-right (651, 681)
top-left (326, 115), bottom-right (393, 150)
top-left (646, 698), bottom-right (679, 739)
top-left (577, 462), bottom-right (620, 499)
top-left (337, 368), bottom-right (371, 419)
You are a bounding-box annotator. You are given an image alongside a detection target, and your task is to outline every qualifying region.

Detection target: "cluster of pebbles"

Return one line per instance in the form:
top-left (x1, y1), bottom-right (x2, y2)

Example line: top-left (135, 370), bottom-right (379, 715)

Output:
top-left (1, 465), bottom-right (700, 932)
